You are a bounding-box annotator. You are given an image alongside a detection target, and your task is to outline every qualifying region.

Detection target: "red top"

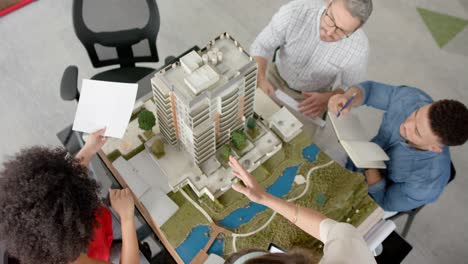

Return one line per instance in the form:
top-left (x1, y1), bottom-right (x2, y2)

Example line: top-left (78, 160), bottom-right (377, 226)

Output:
top-left (87, 206), bottom-right (114, 261)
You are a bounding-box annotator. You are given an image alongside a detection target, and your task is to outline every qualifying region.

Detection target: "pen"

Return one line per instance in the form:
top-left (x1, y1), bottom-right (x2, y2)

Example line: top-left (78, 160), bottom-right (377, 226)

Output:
top-left (336, 92), bottom-right (357, 117)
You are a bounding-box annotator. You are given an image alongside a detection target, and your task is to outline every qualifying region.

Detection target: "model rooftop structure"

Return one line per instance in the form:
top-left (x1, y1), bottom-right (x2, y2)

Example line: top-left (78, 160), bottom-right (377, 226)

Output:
top-left (269, 107), bottom-right (303, 142)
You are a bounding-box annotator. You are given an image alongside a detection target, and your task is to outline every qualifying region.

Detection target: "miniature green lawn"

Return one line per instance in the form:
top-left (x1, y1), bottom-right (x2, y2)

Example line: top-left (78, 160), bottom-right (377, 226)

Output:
top-left (159, 131), bottom-right (378, 261)
top-left (160, 190), bottom-right (210, 247)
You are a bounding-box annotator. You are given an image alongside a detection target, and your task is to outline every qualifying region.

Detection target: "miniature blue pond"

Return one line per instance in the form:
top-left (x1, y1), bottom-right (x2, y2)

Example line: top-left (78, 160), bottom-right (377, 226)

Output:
top-left (175, 144), bottom-right (320, 263)
top-left (175, 225), bottom-right (224, 263)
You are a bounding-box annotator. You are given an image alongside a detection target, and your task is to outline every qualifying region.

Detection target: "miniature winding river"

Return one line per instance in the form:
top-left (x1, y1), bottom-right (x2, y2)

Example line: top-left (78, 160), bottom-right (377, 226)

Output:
top-left (176, 144), bottom-right (321, 263)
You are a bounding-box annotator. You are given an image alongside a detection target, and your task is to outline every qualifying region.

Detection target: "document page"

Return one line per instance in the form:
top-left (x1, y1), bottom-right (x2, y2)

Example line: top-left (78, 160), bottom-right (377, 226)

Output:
top-left (72, 79), bottom-right (138, 138)
top-left (342, 141), bottom-right (390, 162)
top-left (328, 112), bottom-right (369, 141)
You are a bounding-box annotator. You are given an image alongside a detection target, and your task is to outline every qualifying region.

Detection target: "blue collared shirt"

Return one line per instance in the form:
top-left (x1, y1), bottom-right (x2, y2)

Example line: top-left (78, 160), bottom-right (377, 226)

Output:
top-left (346, 81), bottom-right (451, 212)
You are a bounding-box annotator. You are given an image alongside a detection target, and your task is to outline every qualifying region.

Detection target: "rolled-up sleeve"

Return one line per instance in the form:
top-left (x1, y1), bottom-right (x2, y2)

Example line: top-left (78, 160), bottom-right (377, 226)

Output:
top-left (319, 218), bottom-right (376, 264)
top-left (356, 81), bottom-right (398, 110)
top-left (249, 3), bottom-right (295, 60)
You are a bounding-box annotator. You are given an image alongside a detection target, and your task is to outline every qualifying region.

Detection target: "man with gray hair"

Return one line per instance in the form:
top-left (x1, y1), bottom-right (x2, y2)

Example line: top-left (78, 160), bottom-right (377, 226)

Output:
top-left (251, 0), bottom-right (373, 118)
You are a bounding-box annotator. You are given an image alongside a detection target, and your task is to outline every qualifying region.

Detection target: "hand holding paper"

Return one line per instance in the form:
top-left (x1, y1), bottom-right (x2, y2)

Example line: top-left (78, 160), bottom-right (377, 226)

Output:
top-left (298, 91), bottom-right (330, 117)
top-left (274, 90), bottom-right (326, 127)
top-left (84, 128), bottom-right (107, 154)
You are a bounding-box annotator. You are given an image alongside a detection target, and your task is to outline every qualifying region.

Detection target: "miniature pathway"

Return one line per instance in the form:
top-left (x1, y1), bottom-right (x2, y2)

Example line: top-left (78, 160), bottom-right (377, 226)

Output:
top-left (180, 188), bottom-right (213, 223)
top-left (231, 160), bottom-right (334, 252)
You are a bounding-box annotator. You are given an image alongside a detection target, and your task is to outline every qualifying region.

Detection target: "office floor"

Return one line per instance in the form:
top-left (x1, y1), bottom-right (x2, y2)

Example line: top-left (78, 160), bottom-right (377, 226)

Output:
top-left (0, 0), bottom-right (467, 263)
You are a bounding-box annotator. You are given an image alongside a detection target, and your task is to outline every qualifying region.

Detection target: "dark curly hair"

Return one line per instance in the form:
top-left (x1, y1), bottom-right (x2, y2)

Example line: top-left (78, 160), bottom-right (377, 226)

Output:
top-left (0, 147), bottom-right (102, 264)
top-left (429, 100), bottom-right (468, 146)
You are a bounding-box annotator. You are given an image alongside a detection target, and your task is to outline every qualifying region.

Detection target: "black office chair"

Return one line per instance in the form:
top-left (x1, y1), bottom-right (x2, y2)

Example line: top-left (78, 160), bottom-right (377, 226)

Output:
top-left (60, 0), bottom-right (178, 147)
top-left (61, 0), bottom-right (164, 102)
top-left (389, 162), bottom-right (456, 238)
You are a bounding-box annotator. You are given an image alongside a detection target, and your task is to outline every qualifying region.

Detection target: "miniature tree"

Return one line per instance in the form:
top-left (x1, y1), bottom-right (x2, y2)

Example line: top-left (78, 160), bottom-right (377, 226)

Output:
top-left (213, 198), bottom-right (224, 210)
top-left (246, 117), bottom-right (259, 138)
top-left (138, 110), bottom-right (156, 138)
top-left (315, 193), bottom-right (328, 207)
top-left (151, 138), bottom-right (165, 159)
top-left (231, 131), bottom-right (247, 151)
top-left (219, 145), bottom-right (231, 163)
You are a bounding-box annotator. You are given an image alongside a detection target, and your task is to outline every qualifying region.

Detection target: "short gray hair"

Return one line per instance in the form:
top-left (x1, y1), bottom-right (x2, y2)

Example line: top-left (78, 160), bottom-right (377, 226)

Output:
top-left (345, 0), bottom-right (373, 25)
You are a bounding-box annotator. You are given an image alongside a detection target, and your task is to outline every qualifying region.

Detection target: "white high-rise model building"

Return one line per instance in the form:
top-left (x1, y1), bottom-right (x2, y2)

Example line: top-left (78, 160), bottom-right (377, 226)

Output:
top-left (151, 33), bottom-right (257, 165)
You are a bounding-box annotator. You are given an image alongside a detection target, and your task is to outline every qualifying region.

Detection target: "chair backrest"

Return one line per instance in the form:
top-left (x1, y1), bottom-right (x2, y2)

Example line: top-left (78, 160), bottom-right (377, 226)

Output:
top-left (449, 161), bottom-right (456, 184)
top-left (72, 0), bottom-right (160, 68)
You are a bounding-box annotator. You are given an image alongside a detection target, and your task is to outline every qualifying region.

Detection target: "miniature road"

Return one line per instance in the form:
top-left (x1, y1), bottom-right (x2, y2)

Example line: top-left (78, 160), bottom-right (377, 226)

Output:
top-left (231, 160), bottom-right (334, 252)
top-left (180, 188), bottom-right (214, 223)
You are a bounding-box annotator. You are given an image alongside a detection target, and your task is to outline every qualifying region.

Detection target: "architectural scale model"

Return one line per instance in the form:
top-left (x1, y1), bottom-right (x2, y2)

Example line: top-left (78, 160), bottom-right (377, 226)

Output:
top-left (99, 33), bottom-right (382, 264)
top-left (149, 32), bottom-right (290, 201)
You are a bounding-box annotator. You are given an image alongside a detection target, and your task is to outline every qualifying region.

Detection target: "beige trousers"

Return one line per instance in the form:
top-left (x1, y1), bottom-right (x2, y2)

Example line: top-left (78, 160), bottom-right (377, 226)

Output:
top-left (265, 62), bottom-right (305, 101)
top-left (263, 62), bottom-right (322, 139)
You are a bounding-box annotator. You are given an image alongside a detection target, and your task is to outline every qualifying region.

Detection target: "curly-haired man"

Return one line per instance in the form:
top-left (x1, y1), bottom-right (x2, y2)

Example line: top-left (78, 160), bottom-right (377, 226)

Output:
top-left (0, 129), bottom-right (139, 264)
top-left (328, 81), bottom-right (468, 212)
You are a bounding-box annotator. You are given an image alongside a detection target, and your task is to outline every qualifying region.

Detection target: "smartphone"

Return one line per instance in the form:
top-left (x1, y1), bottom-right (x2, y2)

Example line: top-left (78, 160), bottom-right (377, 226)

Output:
top-left (268, 243), bottom-right (285, 253)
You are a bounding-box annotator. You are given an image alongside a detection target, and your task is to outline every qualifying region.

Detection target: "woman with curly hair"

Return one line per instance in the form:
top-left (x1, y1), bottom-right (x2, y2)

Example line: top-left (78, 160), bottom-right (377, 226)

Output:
top-left (0, 129), bottom-right (139, 264)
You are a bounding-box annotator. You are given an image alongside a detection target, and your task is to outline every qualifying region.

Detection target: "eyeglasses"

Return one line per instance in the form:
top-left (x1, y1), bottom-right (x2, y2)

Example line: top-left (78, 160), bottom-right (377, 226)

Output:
top-left (322, 2), bottom-right (354, 39)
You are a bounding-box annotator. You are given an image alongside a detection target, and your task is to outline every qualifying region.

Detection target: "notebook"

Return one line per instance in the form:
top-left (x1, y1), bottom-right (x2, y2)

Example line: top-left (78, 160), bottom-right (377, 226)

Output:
top-left (328, 112), bottom-right (389, 169)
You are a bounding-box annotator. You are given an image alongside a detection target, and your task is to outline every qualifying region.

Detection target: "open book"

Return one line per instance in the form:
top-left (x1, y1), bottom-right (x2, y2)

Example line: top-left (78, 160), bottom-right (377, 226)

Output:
top-left (328, 112), bottom-right (389, 169)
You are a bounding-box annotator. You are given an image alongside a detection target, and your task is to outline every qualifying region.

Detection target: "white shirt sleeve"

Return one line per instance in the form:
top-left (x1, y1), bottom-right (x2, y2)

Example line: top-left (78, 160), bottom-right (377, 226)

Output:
top-left (340, 32), bottom-right (369, 89)
top-left (319, 218), bottom-right (376, 264)
top-left (249, 2), bottom-right (298, 60)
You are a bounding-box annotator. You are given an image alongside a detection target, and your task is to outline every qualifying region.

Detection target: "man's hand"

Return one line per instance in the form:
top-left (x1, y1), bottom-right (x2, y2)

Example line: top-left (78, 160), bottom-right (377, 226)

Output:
top-left (365, 169), bottom-right (384, 186)
top-left (228, 156), bottom-right (268, 204)
top-left (328, 94), bottom-right (352, 116)
top-left (258, 79), bottom-right (275, 96)
top-left (110, 188), bottom-right (135, 221)
top-left (299, 91), bottom-right (333, 117)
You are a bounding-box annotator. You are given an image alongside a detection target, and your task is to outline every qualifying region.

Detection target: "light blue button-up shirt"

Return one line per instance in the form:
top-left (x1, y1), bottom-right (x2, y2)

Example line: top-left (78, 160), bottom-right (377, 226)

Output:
top-left (346, 81), bottom-right (451, 212)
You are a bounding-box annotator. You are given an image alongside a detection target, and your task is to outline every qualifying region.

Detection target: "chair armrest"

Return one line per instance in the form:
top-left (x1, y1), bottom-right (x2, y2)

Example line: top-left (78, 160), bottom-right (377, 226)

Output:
top-left (61, 66), bottom-right (79, 101)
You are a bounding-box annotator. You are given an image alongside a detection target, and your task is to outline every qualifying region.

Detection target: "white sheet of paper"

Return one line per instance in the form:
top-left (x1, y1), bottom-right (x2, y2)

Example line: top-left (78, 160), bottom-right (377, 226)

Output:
top-left (275, 89), bottom-right (299, 111)
top-left (328, 112), bottom-right (369, 141)
top-left (342, 141), bottom-right (390, 162)
top-left (274, 90), bottom-right (326, 127)
top-left (72, 79), bottom-right (138, 138)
